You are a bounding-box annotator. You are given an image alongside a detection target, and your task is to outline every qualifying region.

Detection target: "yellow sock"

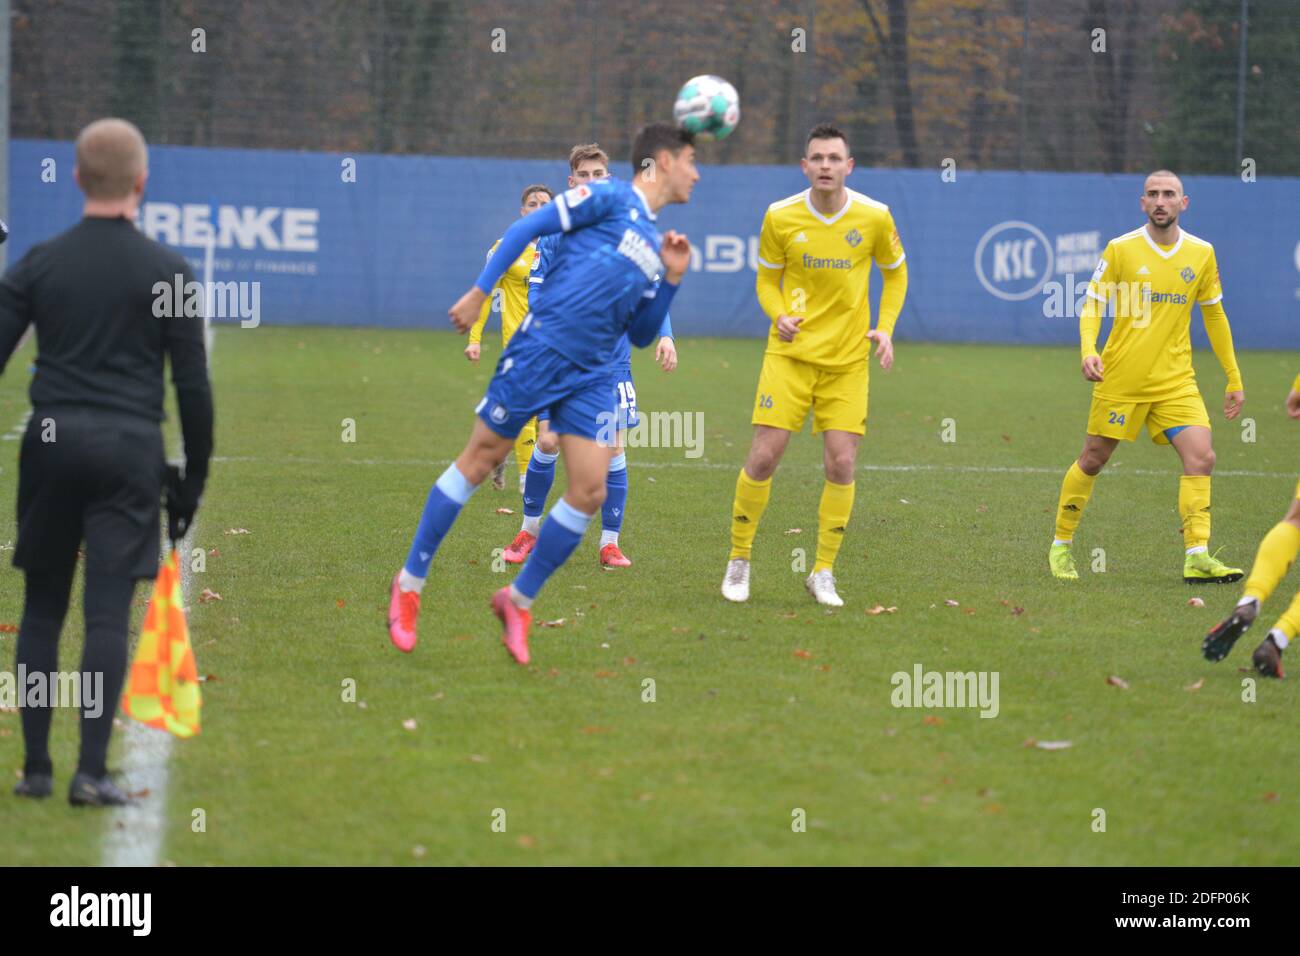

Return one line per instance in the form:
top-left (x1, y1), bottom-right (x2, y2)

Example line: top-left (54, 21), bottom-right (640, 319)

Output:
top-left (1179, 475), bottom-right (1211, 551)
top-left (1272, 590), bottom-right (1300, 641)
top-left (1054, 462), bottom-right (1097, 542)
top-left (729, 469), bottom-right (772, 560)
top-left (1243, 521), bottom-right (1300, 603)
top-left (514, 418), bottom-right (538, 478)
top-left (814, 479), bottom-right (855, 573)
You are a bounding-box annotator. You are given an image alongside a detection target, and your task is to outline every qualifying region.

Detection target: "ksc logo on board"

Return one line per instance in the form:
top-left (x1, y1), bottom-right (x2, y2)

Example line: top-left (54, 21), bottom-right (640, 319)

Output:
top-left (974, 220), bottom-right (1054, 301)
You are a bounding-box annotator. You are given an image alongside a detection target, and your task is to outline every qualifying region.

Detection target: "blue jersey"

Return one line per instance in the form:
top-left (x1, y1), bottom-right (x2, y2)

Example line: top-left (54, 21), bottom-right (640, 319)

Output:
top-left (525, 178), bottom-right (665, 370)
top-left (531, 216), bottom-right (673, 371)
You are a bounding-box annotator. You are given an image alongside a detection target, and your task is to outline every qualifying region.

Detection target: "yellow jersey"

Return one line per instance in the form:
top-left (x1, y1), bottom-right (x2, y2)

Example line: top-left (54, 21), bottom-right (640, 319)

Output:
top-left (757, 187), bottom-right (905, 370)
top-left (469, 238), bottom-right (538, 347)
top-left (1085, 226), bottom-right (1228, 402)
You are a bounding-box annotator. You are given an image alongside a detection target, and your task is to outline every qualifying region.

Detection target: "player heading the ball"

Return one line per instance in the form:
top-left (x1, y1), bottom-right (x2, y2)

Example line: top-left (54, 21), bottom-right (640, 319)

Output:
top-left (388, 123), bottom-right (698, 665)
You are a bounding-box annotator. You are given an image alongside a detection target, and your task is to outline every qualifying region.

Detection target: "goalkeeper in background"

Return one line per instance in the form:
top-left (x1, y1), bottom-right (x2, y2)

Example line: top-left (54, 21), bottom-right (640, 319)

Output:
top-left (1050, 170), bottom-right (1244, 584)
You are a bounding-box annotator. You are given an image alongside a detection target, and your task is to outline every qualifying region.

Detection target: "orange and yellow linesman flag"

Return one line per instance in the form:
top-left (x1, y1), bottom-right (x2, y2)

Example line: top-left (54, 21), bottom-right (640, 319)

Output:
top-left (122, 549), bottom-right (202, 737)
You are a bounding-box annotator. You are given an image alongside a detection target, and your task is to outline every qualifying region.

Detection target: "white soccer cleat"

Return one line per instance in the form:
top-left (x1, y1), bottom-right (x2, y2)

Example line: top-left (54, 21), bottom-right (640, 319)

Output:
top-left (805, 569), bottom-right (844, 607)
top-left (721, 558), bottom-right (751, 603)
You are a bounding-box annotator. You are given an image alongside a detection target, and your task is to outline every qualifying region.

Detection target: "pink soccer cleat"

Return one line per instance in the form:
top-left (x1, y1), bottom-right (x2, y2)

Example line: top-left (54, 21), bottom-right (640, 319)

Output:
top-left (388, 573), bottom-right (420, 653)
top-left (599, 543), bottom-right (632, 568)
top-left (491, 587), bottom-right (532, 666)
top-left (503, 529), bottom-right (537, 564)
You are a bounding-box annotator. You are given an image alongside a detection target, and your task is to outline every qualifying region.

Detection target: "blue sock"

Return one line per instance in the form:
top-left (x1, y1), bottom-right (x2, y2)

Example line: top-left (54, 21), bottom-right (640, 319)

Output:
top-left (514, 499), bottom-right (592, 599)
top-left (603, 453), bottom-right (628, 533)
top-left (523, 448), bottom-right (558, 518)
top-left (403, 464), bottom-right (477, 578)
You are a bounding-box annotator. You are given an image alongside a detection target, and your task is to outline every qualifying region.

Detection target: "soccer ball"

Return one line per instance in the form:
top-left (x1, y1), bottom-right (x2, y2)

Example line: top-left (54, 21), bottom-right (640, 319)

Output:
top-left (673, 75), bottom-right (740, 141)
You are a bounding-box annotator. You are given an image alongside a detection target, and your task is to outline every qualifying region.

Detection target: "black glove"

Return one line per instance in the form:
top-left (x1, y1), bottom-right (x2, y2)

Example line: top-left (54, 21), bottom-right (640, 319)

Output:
top-left (165, 463), bottom-right (204, 544)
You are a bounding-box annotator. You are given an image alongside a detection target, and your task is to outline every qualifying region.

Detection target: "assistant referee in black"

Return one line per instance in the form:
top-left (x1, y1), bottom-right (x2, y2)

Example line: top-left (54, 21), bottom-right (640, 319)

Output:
top-left (0, 118), bottom-right (214, 806)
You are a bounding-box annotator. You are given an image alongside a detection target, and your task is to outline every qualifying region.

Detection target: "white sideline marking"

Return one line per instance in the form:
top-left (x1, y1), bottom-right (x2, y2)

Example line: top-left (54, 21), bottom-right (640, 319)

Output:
top-left (209, 454), bottom-right (1298, 481)
top-left (105, 283), bottom-right (215, 866)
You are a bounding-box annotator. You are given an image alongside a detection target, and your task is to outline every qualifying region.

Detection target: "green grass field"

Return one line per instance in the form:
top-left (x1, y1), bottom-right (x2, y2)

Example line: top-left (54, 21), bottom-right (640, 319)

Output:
top-left (0, 326), bottom-right (1296, 865)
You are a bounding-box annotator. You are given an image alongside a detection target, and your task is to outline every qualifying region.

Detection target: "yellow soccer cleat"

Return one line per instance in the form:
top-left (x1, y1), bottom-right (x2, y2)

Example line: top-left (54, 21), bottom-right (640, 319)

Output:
top-left (1049, 543), bottom-right (1078, 580)
top-left (1183, 548), bottom-right (1244, 585)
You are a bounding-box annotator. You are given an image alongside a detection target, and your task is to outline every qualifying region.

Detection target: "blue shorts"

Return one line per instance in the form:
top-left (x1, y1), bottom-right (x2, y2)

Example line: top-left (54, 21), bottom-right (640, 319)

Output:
top-left (612, 365), bottom-right (639, 430)
top-left (478, 340), bottom-right (614, 442)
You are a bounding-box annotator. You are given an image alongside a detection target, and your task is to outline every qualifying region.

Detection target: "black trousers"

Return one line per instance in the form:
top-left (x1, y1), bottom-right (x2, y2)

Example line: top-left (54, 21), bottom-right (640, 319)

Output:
top-left (12, 407), bottom-right (164, 780)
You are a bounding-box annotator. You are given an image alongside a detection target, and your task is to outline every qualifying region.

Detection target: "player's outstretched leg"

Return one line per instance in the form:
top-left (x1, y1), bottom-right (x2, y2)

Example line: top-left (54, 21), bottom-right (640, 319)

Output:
top-left (390, 422), bottom-right (508, 651)
top-left (599, 452), bottom-right (631, 567)
top-left (497, 434), bottom-right (605, 664)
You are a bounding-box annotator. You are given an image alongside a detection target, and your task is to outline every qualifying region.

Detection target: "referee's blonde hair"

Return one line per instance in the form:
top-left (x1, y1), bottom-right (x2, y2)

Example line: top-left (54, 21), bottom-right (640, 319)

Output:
top-left (75, 118), bottom-right (148, 200)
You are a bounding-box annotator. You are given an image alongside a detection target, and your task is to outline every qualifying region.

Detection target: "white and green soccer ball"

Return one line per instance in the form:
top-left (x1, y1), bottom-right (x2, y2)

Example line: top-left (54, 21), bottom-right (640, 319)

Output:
top-left (673, 75), bottom-right (740, 141)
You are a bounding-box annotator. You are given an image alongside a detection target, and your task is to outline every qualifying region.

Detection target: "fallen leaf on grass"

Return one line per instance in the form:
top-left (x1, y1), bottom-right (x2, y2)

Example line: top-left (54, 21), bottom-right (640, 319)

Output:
top-left (1025, 739), bottom-right (1073, 750)
top-left (976, 505), bottom-right (988, 513)
top-left (865, 604), bottom-right (898, 615)
top-left (1185, 678), bottom-right (1205, 692)
top-left (412, 845), bottom-right (427, 859)
top-left (495, 508), bottom-right (515, 515)
top-left (672, 626), bottom-right (689, 633)
top-left (1106, 675), bottom-right (1130, 689)
top-left (793, 649), bottom-right (813, 660)
top-left (922, 715), bottom-right (945, 726)
top-left (963, 608), bottom-right (977, 616)
top-left (1263, 792), bottom-right (1279, 803)
top-left (336, 599), bottom-right (345, 609)
top-left (539, 618), bottom-right (566, 628)
top-left (984, 803), bottom-right (1005, 814)
top-left (778, 611), bottom-right (799, 619)
top-left (0, 624), bottom-right (17, 633)
top-left (1187, 597), bottom-right (1205, 607)
top-left (1001, 433), bottom-right (1012, 443)
top-left (198, 589), bottom-right (222, 603)
top-left (944, 599), bottom-right (960, 607)
top-left (468, 753), bottom-right (487, 763)
top-left (594, 670), bottom-right (617, 678)
top-left (197, 674), bottom-right (219, 683)
top-left (784, 528), bottom-right (802, 535)
top-left (401, 718), bottom-right (417, 731)
top-left (580, 726), bottom-right (609, 735)
top-left (818, 664), bottom-right (832, 672)
top-left (208, 548), bottom-right (220, 556)
top-left (622, 656), bottom-right (637, 666)
top-left (223, 528), bottom-right (251, 535)
top-left (899, 499), bottom-right (911, 505)
top-left (1011, 607), bottom-right (1025, 616)
top-left (517, 835), bottom-right (537, 849)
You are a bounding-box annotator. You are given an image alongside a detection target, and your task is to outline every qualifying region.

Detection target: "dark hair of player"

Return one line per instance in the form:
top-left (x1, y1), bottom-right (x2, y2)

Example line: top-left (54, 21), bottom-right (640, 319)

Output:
top-left (568, 143), bottom-right (609, 172)
top-left (519, 183), bottom-right (554, 206)
top-left (630, 123), bottom-right (694, 178)
top-left (806, 123), bottom-right (851, 157)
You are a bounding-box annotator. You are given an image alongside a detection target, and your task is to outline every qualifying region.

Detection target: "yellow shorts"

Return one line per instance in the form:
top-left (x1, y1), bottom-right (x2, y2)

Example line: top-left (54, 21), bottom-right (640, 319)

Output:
top-left (1087, 389), bottom-right (1210, 445)
top-left (752, 352), bottom-right (868, 435)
